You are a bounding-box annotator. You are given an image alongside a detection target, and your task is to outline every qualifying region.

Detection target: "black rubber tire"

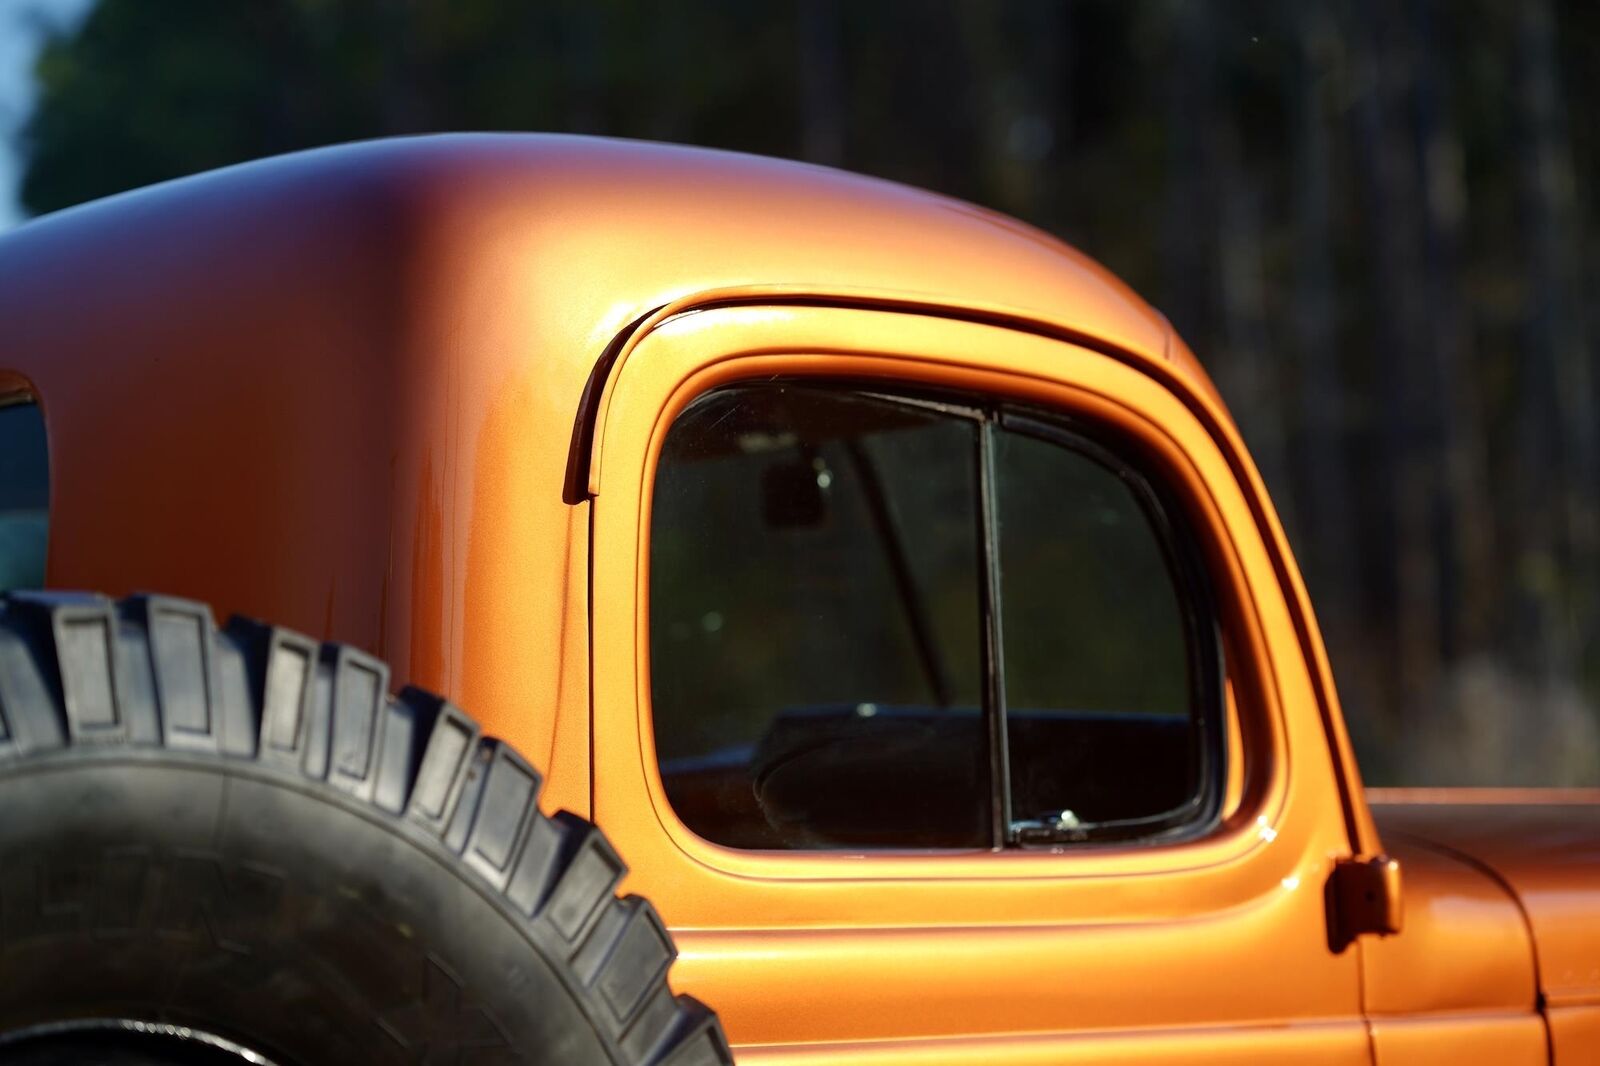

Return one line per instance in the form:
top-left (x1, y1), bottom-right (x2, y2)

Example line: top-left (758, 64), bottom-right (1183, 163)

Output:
top-left (0, 591), bottom-right (733, 1066)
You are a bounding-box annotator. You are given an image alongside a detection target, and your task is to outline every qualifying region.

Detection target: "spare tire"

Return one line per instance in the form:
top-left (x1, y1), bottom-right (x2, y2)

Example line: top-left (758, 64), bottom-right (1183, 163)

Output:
top-left (0, 591), bottom-right (731, 1066)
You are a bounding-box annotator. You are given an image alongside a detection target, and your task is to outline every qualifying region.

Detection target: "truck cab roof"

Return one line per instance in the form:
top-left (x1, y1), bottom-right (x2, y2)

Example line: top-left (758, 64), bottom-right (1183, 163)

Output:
top-left (0, 133), bottom-right (1213, 404)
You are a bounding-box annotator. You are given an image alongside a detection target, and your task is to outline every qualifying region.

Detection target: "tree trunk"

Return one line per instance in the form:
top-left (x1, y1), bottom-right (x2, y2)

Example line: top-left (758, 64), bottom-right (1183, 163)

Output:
top-left (797, 0), bottom-right (845, 166)
top-left (1289, 0), bottom-right (1377, 759)
top-left (1350, 0), bottom-right (1441, 737)
top-left (1512, 0), bottom-right (1589, 685)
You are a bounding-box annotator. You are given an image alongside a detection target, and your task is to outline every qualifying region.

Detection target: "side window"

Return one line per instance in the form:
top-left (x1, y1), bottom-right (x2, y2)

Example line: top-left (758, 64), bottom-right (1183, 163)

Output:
top-left (650, 383), bottom-right (1221, 851)
top-left (996, 419), bottom-right (1211, 841)
top-left (651, 387), bottom-right (986, 848)
top-left (0, 400), bottom-right (48, 592)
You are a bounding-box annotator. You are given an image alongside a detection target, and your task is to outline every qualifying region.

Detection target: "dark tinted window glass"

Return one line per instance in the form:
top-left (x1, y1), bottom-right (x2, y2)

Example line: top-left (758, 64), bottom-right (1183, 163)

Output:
top-left (996, 423), bottom-right (1199, 834)
top-left (651, 386), bottom-right (986, 849)
top-left (650, 383), bottom-right (1220, 853)
top-left (0, 402), bottom-right (48, 592)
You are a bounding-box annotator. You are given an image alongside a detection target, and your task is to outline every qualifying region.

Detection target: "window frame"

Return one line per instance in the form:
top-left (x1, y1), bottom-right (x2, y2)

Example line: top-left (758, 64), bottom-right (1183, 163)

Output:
top-left (589, 306), bottom-right (1327, 908)
top-left (648, 378), bottom-right (1227, 852)
top-left (588, 305), bottom-right (1365, 1050)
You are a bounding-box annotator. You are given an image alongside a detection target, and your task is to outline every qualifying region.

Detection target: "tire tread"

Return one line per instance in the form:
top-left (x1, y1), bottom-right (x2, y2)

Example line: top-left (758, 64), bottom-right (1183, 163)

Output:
top-left (0, 591), bottom-right (731, 1066)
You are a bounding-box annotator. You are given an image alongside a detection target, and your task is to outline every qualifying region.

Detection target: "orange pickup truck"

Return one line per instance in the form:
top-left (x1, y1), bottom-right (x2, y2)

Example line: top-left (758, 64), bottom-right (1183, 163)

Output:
top-left (0, 135), bottom-right (1594, 1065)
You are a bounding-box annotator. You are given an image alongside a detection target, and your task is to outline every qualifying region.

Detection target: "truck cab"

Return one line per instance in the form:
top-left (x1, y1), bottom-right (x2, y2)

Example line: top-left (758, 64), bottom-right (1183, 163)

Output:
top-left (1, 134), bottom-right (1594, 1063)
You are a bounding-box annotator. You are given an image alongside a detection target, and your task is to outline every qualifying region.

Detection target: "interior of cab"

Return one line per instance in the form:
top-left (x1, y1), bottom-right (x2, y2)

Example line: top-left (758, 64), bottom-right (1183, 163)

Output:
top-left (649, 381), bottom-right (1223, 852)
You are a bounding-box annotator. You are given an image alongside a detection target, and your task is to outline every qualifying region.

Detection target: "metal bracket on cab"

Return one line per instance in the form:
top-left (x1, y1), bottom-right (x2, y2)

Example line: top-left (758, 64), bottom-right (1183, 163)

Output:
top-left (1328, 854), bottom-right (1403, 952)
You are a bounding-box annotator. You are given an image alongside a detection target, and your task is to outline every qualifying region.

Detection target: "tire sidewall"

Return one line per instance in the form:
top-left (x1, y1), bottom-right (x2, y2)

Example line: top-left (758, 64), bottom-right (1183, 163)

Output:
top-left (0, 751), bottom-right (604, 1065)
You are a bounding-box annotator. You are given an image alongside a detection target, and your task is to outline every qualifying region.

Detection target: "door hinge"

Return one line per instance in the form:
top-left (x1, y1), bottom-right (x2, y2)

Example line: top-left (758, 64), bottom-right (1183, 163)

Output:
top-left (1328, 854), bottom-right (1403, 952)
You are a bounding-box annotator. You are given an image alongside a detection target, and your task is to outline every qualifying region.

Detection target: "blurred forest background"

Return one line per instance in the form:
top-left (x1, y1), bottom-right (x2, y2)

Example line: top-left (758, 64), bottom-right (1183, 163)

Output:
top-left (8, 0), bottom-right (1600, 785)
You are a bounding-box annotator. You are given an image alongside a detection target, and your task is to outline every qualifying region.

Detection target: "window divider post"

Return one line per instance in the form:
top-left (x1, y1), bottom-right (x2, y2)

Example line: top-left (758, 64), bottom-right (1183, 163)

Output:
top-left (977, 417), bottom-right (1012, 849)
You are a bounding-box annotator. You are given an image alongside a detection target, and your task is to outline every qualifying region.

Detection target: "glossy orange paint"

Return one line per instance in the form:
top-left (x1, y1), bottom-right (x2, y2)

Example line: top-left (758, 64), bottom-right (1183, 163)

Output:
top-left (1547, 1005), bottom-right (1600, 1066)
top-left (1375, 803), bottom-right (1600, 1006)
top-left (1373, 798), bottom-right (1600, 1064)
top-left (1361, 834), bottom-right (1542, 1061)
top-left (0, 134), bottom-right (1587, 1061)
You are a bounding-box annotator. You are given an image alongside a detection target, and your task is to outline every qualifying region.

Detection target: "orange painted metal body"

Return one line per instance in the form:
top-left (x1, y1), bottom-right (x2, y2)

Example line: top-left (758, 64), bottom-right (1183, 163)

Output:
top-left (0, 135), bottom-right (1593, 1062)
